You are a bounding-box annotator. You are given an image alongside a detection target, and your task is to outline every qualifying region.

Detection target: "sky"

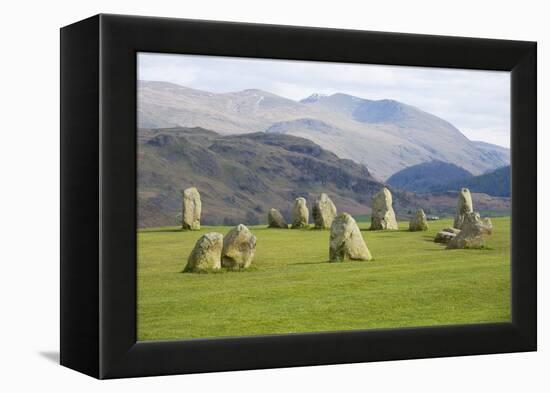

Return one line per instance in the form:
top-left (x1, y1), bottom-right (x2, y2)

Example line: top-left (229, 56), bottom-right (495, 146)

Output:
top-left (138, 52), bottom-right (510, 148)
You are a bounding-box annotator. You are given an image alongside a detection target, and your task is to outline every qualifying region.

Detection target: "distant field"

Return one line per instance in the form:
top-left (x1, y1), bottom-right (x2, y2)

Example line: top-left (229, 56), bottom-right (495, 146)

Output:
top-left (137, 217), bottom-right (510, 341)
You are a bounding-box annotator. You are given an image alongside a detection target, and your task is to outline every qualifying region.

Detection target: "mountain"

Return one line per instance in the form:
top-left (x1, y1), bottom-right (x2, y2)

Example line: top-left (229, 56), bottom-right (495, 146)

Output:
top-left (473, 141), bottom-right (510, 169)
top-left (138, 127), bottom-right (411, 228)
top-left (387, 161), bottom-right (473, 193)
top-left (138, 81), bottom-right (510, 180)
top-left (429, 166), bottom-right (510, 197)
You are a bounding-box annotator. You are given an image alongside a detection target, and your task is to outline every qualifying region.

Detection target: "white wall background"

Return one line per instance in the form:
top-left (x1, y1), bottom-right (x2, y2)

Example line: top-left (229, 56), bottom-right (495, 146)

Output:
top-left (0, 0), bottom-right (546, 390)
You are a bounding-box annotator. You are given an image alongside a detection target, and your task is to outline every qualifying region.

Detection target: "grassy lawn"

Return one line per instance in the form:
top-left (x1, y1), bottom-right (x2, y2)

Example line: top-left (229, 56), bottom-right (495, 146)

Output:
top-left (137, 217), bottom-right (510, 341)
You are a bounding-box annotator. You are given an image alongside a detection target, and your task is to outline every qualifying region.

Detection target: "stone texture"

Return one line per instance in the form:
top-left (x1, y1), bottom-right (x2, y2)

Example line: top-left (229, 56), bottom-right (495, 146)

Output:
top-left (329, 213), bottom-right (372, 262)
top-left (267, 208), bottom-right (288, 228)
top-left (184, 232), bottom-right (223, 272)
top-left (409, 209), bottom-right (429, 231)
top-left (312, 193), bottom-right (337, 229)
top-left (182, 187), bottom-right (201, 230)
top-left (453, 188), bottom-right (473, 229)
top-left (370, 187), bottom-right (398, 230)
top-left (434, 230), bottom-right (457, 244)
top-left (291, 197), bottom-right (309, 229)
top-left (442, 227), bottom-right (461, 235)
top-left (222, 224), bottom-right (257, 270)
top-left (447, 212), bottom-right (493, 249)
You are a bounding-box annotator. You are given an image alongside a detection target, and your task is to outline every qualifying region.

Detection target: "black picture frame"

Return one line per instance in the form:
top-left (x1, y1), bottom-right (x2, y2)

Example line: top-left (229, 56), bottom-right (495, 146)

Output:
top-left (60, 13), bottom-right (537, 379)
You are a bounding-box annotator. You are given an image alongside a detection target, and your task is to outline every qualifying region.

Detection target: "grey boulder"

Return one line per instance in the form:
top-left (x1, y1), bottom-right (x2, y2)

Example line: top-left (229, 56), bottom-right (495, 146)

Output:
top-left (329, 213), bottom-right (372, 262)
top-left (370, 187), bottom-right (398, 230)
top-left (184, 232), bottom-right (223, 272)
top-left (312, 193), bottom-right (337, 229)
top-left (447, 212), bottom-right (493, 249)
top-left (453, 188), bottom-right (474, 229)
top-left (182, 187), bottom-right (202, 230)
top-left (409, 209), bottom-right (429, 231)
top-left (222, 224), bottom-right (257, 270)
top-left (291, 197), bottom-right (309, 229)
top-left (267, 208), bottom-right (288, 228)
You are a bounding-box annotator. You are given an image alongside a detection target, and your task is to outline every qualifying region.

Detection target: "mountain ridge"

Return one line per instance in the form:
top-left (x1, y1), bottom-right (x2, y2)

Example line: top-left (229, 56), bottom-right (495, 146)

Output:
top-left (138, 80), bottom-right (510, 179)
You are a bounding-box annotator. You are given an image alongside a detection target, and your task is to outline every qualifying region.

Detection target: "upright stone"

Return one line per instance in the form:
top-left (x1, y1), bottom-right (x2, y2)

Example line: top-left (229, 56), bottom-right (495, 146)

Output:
top-left (329, 213), bottom-right (372, 262)
top-left (370, 187), bottom-right (398, 230)
top-left (409, 209), bottom-right (429, 231)
top-left (182, 187), bottom-right (201, 230)
top-left (453, 188), bottom-right (473, 229)
top-left (267, 208), bottom-right (288, 228)
top-left (184, 232), bottom-right (223, 272)
top-left (222, 224), bottom-right (257, 270)
top-left (291, 197), bottom-right (309, 229)
top-left (312, 193), bottom-right (337, 229)
top-left (447, 212), bottom-right (493, 249)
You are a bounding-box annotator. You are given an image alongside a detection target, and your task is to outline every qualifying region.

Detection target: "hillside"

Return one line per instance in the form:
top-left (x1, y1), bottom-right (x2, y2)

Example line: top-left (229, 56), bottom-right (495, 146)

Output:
top-left (429, 166), bottom-right (511, 197)
top-left (138, 127), bottom-right (414, 228)
top-left (387, 161), bottom-right (473, 193)
top-left (138, 81), bottom-right (510, 180)
top-left (473, 141), bottom-right (510, 168)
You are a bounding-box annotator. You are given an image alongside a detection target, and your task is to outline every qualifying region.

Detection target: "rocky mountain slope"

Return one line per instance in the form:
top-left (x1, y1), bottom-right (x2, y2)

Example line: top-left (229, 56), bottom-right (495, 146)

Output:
top-left (138, 81), bottom-right (510, 180)
top-left (138, 127), bottom-right (409, 228)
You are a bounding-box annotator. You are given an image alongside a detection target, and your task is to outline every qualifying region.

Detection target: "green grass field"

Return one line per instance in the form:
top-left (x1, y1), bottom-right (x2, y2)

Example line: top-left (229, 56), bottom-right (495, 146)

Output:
top-left (137, 217), bottom-right (510, 341)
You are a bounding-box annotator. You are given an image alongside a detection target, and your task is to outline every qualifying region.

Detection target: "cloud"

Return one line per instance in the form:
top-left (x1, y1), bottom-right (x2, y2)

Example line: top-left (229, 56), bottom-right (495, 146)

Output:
top-left (138, 53), bottom-right (510, 148)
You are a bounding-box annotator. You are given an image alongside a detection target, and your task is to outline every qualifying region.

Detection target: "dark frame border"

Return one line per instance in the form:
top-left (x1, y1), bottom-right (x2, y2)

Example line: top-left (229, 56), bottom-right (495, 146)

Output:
top-left (60, 14), bottom-right (536, 379)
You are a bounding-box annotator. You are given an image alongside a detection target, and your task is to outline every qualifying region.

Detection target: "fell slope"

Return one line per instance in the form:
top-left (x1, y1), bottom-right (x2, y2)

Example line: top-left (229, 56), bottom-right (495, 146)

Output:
top-left (138, 81), bottom-right (510, 179)
top-left (138, 127), bottom-right (410, 228)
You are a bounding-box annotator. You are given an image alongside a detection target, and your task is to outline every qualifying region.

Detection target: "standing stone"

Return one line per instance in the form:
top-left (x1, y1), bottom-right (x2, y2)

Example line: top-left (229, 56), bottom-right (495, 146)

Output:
top-left (329, 213), bottom-right (372, 262)
top-left (453, 188), bottom-right (474, 229)
top-left (184, 232), bottom-right (223, 272)
top-left (182, 187), bottom-right (201, 230)
top-left (312, 193), bottom-right (337, 229)
top-left (267, 208), bottom-right (288, 228)
top-left (222, 224), bottom-right (257, 270)
top-left (409, 209), bottom-right (429, 231)
top-left (370, 187), bottom-right (398, 230)
top-left (291, 197), bottom-right (309, 229)
top-left (447, 212), bottom-right (493, 249)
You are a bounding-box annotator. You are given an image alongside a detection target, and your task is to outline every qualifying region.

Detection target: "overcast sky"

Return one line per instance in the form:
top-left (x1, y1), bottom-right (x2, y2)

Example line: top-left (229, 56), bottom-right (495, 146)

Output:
top-left (138, 52), bottom-right (510, 148)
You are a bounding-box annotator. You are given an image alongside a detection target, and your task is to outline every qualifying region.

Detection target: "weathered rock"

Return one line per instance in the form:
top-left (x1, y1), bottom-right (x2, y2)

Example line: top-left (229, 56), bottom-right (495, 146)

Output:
top-left (434, 230), bottom-right (457, 244)
top-left (222, 224), bottom-right (257, 270)
top-left (181, 187), bottom-right (201, 230)
top-left (453, 188), bottom-right (473, 229)
top-left (312, 193), bottom-right (337, 229)
top-left (370, 187), bottom-right (398, 230)
top-left (409, 209), bottom-right (429, 231)
top-left (267, 208), bottom-right (288, 228)
top-left (184, 232), bottom-right (223, 272)
top-left (447, 212), bottom-right (493, 249)
top-left (442, 227), bottom-right (461, 235)
top-left (329, 213), bottom-right (372, 262)
top-left (291, 197), bottom-right (309, 229)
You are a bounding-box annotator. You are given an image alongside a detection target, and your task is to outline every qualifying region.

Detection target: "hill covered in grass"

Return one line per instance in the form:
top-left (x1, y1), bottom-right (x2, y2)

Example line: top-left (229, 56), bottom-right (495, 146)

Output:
top-left (429, 166), bottom-right (511, 197)
top-left (387, 160), bottom-right (473, 193)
